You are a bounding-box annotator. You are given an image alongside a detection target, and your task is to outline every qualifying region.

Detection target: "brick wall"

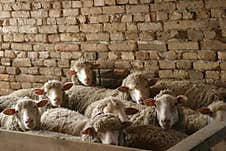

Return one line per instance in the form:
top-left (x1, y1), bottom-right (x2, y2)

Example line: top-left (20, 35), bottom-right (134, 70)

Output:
top-left (0, 0), bottom-right (226, 95)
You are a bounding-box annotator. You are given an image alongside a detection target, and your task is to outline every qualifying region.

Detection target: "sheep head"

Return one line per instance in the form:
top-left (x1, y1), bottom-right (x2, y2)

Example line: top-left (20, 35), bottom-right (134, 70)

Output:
top-left (68, 59), bottom-right (99, 86)
top-left (144, 90), bottom-right (187, 130)
top-left (198, 101), bottom-right (226, 122)
top-left (81, 114), bottom-right (131, 145)
top-left (35, 80), bottom-right (73, 107)
top-left (3, 97), bottom-right (48, 131)
top-left (118, 72), bottom-right (158, 104)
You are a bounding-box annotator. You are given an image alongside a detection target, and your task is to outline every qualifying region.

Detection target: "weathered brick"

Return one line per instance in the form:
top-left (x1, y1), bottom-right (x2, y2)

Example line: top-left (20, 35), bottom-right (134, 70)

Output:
top-left (109, 42), bottom-right (136, 51)
top-left (115, 61), bottom-right (131, 69)
top-left (0, 74), bottom-right (10, 81)
top-left (220, 62), bottom-right (226, 71)
top-left (221, 72), bottom-right (226, 81)
top-left (43, 59), bottom-right (57, 67)
top-left (5, 50), bottom-right (16, 58)
top-left (121, 52), bottom-right (134, 60)
top-left (156, 11), bottom-right (168, 21)
top-left (63, 9), bottom-right (79, 16)
top-left (174, 70), bottom-right (189, 79)
top-left (6, 67), bottom-right (20, 75)
top-left (127, 23), bottom-right (138, 31)
top-left (30, 10), bottom-right (47, 18)
top-left (0, 82), bottom-right (10, 89)
top-left (201, 40), bottom-right (226, 50)
top-left (182, 52), bottom-right (198, 60)
top-left (11, 43), bottom-right (32, 51)
top-left (0, 66), bottom-right (6, 74)
top-left (55, 43), bottom-right (80, 51)
top-left (137, 23), bottom-right (162, 31)
top-left (135, 52), bottom-right (149, 60)
top-left (40, 67), bottom-right (62, 76)
top-left (125, 32), bottom-right (138, 40)
top-left (110, 32), bottom-right (124, 41)
top-left (12, 2), bottom-right (31, 10)
top-left (103, 6), bottom-right (125, 14)
top-left (60, 33), bottom-right (85, 42)
top-left (139, 32), bottom-right (155, 41)
top-left (159, 70), bottom-right (173, 78)
top-left (0, 11), bottom-right (10, 18)
top-left (86, 33), bottom-right (110, 41)
top-left (62, 1), bottom-right (72, 8)
top-left (149, 51), bottom-right (160, 60)
top-left (13, 34), bottom-right (24, 42)
top-left (57, 59), bottom-right (70, 68)
top-left (162, 50), bottom-right (178, 60)
top-left (89, 15), bottom-right (109, 23)
top-left (177, 0), bottom-right (204, 10)
top-left (72, 1), bottom-right (82, 8)
top-left (164, 20), bottom-right (207, 30)
top-left (176, 61), bottom-right (192, 69)
top-left (49, 9), bottom-right (61, 17)
top-left (81, 7), bottom-right (102, 15)
top-left (59, 25), bottom-right (79, 33)
top-left (81, 24), bottom-right (102, 32)
top-left (121, 14), bottom-right (132, 22)
top-left (52, 2), bottom-right (61, 9)
top-left (206, 71), bottom-right (220, 80)
top-left (2, 26), bottom-right (19, 33)
top-left (198, 51), bottom-right (216, 61)
top-left (81, 43), bottom-right (108, 52)
top-left (206, 0), bottom-right (226, 9)
top-left (144, 61), bottom-right (159, 70)
top-left (61, 52), bottom-right (72, 59)
top-left (108, 52), bottom-right (120, 60)
top-left (19, 26), bottom-right (37, 33)
top-left (117, 0), bottom-right (128, 4)
top-left (150, 2), bottom-right (176, 11)
top-left (193, 61), bottom-right (219, 71)
top-left (12, 58), bottom-right (31, 67)
top-left (38, 26), bottom-right (57, 33)
top-left (48, 34), bottom-right (60, 42)
top-left (138, 41), bottom-right (167, 51)
top-left (159, 61), bottom-right (175, 69)
top-left (105, 0), bottom-right (116, 5)
top-left (57, 17), bottom-right (78, 25)
top-left (126, 5), bottom-right (149, 13)
top-left (169, 11), bottom-right (182, 20)
top-left (189, 71), bottom-right (204, 80)
top-left (203, 31), bottom-right (216, 40)
top-left (12, 11), bottom-right (30, 18)
top-left (104, 23), bottom-right (126, 31)
top-left (10, 82), bottom-right (22, 90)
top-left (168, 41), bottom-right (199, 50)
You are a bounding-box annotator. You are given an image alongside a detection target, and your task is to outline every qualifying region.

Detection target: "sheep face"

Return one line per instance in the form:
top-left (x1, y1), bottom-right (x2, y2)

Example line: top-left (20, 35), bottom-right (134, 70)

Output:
top-left (118, 81), bottom-right (150, 104)
top-left (98, 130), bottom-right (120, 145)
top-left (35, 81), bottom-right (73, 107)
top-left (3, 98), bottom-right (48, 131)
top-left (103, 100), bottom-right (128, 122)
top-left (145, 94), bottom-right (187, 130)
top-left (68, 61), bottom-right (99, 86)
top-left (198, 101), bottom-right (226, 122)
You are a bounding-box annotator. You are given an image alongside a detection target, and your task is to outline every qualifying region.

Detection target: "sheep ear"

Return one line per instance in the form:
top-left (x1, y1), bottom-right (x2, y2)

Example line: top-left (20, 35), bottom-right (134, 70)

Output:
top-left (176, 95), bottom-right (188, 104)
top-left (37, 99), bottom-right (49, 107)
top-left (144, 98), bottom-right (156, 106)
top-left (35, 89), bottom-right (45, 95)
top-left (92, 64), bottom-right (100, 69)
top-left (81, 127), bottom-right (94, 136)
top-left (117, 86), bottom-right (129, 92)
top-left (67, 70), bottom-right (77, 76)
top-left (125, 108), bottom-right (139, 115)
top-left (3, 108), bottom-right (16, 115)
top-left (63, 82), bottom-right (73, 91)
top-left (148, 78), bottom-right (158, 86)
top-left (197, 108), bottom-right (212, 115)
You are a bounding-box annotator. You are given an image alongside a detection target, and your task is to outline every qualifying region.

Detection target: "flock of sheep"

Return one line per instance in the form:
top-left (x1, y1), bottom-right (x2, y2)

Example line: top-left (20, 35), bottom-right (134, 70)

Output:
top-left (0, 58), bottom-right (226, 151)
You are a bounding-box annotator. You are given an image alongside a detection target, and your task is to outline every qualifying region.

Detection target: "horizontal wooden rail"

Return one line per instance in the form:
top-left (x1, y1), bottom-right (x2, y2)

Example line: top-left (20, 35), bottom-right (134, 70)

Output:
top-left (168, 121), bottom-right (226, 151)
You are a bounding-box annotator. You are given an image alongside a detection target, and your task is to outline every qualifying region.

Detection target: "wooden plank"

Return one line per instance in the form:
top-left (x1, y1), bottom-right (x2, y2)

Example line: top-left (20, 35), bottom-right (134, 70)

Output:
top-left (168, 121), bottom-right (226, 151)
top-left (0, 129), bottom-right (147, 151)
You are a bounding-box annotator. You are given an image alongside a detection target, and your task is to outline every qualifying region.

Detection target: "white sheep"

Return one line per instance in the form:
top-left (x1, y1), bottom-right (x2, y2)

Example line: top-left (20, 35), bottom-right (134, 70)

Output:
top-left (0, 97), bottom-right (48, 131)
top-left (84, 96), bottom-right (138, 122)
top-left (198, 101), bottom-right (226, 122)
top-left (149, 79), bottom-right (226, 109)
top-left (40, 107), bottom-right (131, 145)
top-left (67, 58), bottom-right (99, 86)
top-left (117, 72), bottom-right (157, 104)
top-left (0, 80), bottom-right (73, 112)
top-left (128, 89), bottom-right (209, 134)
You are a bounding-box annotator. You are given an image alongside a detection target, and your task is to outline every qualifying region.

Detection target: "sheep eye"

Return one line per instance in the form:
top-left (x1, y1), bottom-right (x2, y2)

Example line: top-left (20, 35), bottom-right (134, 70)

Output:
top-left (15, 110), bottom-right (19, 113)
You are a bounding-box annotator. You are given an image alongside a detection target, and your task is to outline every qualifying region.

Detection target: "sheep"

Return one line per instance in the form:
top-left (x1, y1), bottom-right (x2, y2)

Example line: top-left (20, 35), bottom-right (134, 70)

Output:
top-left (0, 80), bottom-right (73, 112)
top-left (40, 107), bottom-right (131, 145)
top-left (0, 97), bottom-right (48, 131)
top-left (198, 101), bottom-right (226, 123)
top-left (67, 58), bottom-right (99, 86)
top-left (117, 71), bottom-right (157, 104)
top-left (84, 96), bottom-right (138, 122)
top-left (122, 125), bottom-right (187, 151)
top-left (149, 79), bottom-right (226, 110)
top-left (128, 89), bottom-right (209, 134)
